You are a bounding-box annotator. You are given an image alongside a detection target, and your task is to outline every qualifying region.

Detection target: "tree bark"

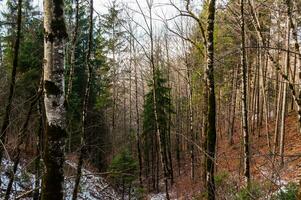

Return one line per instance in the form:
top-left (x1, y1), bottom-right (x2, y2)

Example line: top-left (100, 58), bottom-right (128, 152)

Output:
top-left (33, 98), bottom-right (44, 200)
top-left (42, 0), bottom-right (68, 199)
top-left (205, 0), bottom-right (217, 199)
top-left (240, 0), bottom-right (251, 186)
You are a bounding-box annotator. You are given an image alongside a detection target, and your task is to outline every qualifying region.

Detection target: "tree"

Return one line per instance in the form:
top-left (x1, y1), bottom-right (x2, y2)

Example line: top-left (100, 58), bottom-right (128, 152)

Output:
top-left (143, 67), bottom-right (173, 195)
top-left (101, 0), bottom-right (126, 137)
top-left (42, 0), bottom-right (68, 199)
top-left (240, 0), bottom-right (251, 186)
top-left (72, 0), bottom-right (94, 199)
top-left (109, 149), bottom-right (138, 199)
top-left (0, 0), bottom-right (22, 171)
top-left (66, 0), bottom-right (80, 102)
top-left (205, 0), bottom-right (217, 199)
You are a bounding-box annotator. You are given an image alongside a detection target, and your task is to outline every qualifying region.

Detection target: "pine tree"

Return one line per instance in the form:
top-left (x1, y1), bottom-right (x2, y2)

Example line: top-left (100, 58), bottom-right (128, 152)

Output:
top-left (109, 148), bottom-right (138, 199)
top-left (100, 1), bottom-right (126, 136)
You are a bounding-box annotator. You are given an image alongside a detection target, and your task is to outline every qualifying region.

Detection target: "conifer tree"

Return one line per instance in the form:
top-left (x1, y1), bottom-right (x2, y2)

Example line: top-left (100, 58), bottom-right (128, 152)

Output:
top-left (143, 67), bottom-right (173, 192)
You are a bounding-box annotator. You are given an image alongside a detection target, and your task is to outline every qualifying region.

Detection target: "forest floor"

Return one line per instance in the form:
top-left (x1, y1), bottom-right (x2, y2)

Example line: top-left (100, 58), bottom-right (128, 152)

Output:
top-left (168, 111), bottom-right (301, 199)
top-left (1, 112), bottom-right (301, 199)
top-left (0, 157), bottom-right (119, 199)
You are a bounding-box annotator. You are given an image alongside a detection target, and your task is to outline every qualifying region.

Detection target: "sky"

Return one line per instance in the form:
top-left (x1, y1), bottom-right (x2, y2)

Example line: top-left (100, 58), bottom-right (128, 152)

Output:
top-left (0, 0), bottom-right (202, 24)
top-left (0, 0), bottom-right (202, 52)
top-left (0, 0), bottom-right (204, 41)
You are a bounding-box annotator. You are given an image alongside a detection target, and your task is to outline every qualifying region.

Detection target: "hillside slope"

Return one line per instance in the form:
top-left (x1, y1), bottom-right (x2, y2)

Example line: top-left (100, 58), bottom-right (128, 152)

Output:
top-left (167, 112), bottom-right (301, 199)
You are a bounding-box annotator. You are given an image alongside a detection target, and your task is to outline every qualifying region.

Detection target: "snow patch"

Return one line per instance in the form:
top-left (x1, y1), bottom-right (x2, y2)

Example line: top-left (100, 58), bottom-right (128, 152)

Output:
top-left (149, 192), bottom-right (167, 200)
top-left (0, 159), bottom-right (120, 199)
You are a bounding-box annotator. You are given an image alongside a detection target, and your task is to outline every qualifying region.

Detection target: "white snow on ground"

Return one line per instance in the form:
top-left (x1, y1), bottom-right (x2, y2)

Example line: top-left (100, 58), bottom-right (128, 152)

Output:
top-left (65, 161), bottom-right (120, 200)
top-left (149, 192), bottom-right (167, 200)
top-left (0, 159), bottom-right (120, 199)
top-left (0, 159), bottom-right (35, 199)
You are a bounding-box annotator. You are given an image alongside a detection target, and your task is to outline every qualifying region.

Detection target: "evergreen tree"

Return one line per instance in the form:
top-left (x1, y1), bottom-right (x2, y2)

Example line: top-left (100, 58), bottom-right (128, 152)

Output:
top-left (109, 148), bottom-right (138, 199)
top-left (100, 0), bottom-right (126, 138)
top-left (143, 67), bottom-right (173, 191)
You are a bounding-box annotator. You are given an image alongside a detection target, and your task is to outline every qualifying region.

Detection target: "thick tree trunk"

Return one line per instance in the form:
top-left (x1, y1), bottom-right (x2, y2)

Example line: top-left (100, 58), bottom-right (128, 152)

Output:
top-left (205, 0), bottom-right (217, 199)
top-left (42, 0), bottom-right (68, 199)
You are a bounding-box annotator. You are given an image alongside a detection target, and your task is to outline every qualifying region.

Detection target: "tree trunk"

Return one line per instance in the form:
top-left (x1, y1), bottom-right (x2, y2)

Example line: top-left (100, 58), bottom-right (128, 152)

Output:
top-left (133, 42), bottom-right (143, 186)
top-left (33, 99), bottom-right (44, 200)
top-left (42, 0), bottom-right (68, 199)
top-left (279, 4), bottom-right (291, 166)
top-left (186, 59), bottom-right (195, 181)
top-left (66, 0), bottom-right (80, 152)
top-left (228, 65), bottom-right (238, 145)
top-left (205, 0), bottom-right (217, 199)
top-left (176, 72), bottom-right (181, 176)
top-left (240, 0), bottom-right (251, 186)
top-left (147, 3), bottom-right (170, 199)
top-left (72, 1), bottom-right (93, 199)
top-left (0, 0), bottom-right (22, 171)
top-left (165, 37), bottom-right (174, 185)
top-left (66, 0), bottom-right (79, 102)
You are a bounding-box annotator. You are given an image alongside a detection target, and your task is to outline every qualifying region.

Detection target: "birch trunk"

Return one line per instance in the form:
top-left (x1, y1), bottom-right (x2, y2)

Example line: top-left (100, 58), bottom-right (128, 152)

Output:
top-left (42, 0), bottom-right (68, 199)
